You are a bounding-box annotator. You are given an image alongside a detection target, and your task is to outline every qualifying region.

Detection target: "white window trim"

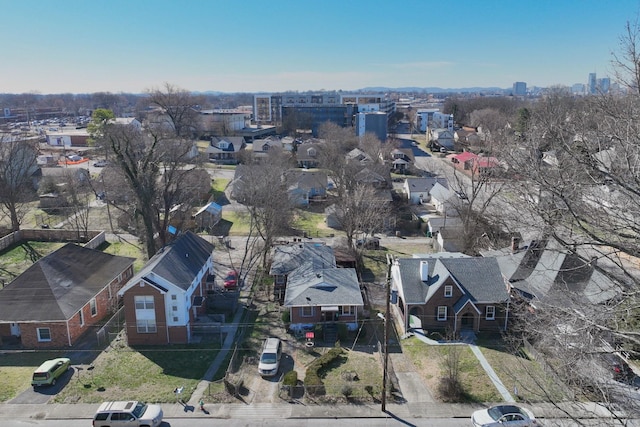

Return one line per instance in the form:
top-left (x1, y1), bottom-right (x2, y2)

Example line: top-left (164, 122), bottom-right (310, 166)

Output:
top-left (37, 327), bottom-right (51, 342)
top-left (90, 298), bottom-right (97, 317)
top-left (301, 306), bottom-right (314, 317)
top-left (444, 285), bottom-right (453, 298)
top-left (340, 306), bottom-right (355, 316)
top-left (136, 319), bottom-right (157, 333)
top-left (79, 309), bottom-right (84, 327)
top-left (437, 306), bottom-right (447, 321)
top-left (486, 306), bottom-right (496, 320)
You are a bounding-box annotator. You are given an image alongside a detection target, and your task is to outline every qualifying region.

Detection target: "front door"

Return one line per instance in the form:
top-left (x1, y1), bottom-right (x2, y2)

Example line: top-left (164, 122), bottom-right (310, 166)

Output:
top-left (460, 313), bottom-right (474, 330)
top-left (10, 323), bottom-right (20, 336)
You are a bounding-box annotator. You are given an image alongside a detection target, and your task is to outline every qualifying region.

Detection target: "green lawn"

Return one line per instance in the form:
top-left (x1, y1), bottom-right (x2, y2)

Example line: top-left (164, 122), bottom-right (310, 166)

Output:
top-left (211, 178), bottom-right (230, 202)
top-left (293, 210), bottom-right (337, 238)
top-left (220, 211), bottom-right (251, 235)
top-left (0, 241), bottom-right (66, 281)
top-left (402, 337), bottom-right (501, 403)
top-left (53, 341), bottom-right (223, 404)
top-left (478, 339), bottom-right (569, 403)
top-left (0, 351), bottom-right (69, 402)
top-left (99, 240), bottom-right (146, 272)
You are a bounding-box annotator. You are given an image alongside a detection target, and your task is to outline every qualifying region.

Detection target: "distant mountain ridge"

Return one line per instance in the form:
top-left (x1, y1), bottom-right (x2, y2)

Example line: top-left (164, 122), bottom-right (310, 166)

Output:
top-left (358, 86), bottom-right (508, 93)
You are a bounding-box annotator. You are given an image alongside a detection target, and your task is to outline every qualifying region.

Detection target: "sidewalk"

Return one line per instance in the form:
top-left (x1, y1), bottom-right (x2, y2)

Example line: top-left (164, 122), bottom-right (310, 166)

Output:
top-left (0, 400), bottom-right (613, 421)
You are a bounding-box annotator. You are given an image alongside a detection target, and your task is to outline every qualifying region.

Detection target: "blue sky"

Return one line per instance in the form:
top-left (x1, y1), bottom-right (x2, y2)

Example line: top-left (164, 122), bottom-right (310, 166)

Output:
top-left (1, 0), bottom-right (638, 94)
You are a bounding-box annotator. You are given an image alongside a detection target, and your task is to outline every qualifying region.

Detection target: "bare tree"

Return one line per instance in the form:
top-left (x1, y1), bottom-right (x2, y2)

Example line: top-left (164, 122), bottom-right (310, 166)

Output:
top-left (61, 170), bottom-right (92, 240)
top-left (145, 83), bottom-right (204, 137)
top-left (232, 149), bottom-right (296, 268)
top-left (611, 18), bottom-right (640, 95)
top-left (0, 134), bottom-right (38, 231)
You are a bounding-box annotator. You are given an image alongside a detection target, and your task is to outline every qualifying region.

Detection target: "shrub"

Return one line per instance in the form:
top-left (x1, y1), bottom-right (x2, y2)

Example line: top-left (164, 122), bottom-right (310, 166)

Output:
top-left (341, 385), bottom-right (353, 399)
top-left (304, 345), bottom-right (343, 396)
top-left (281, 311), bottom-right (290, 323)
top-left (283, 370), bottom-right (297, 387)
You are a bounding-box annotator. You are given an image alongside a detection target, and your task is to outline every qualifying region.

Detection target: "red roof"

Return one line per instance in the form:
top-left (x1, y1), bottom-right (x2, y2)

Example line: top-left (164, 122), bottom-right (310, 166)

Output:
top-left (476, 157), bottom-right (500, 168)
top-left (453, 152), bottom-right (478, 162)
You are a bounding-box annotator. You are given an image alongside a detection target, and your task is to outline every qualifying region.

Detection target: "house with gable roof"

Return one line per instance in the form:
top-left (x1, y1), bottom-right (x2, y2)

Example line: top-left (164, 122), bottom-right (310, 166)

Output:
top-left (206, 136), bottom-right (245, 164)
top-left (119, 231), bottom-right (214, 345)
top-left (269, 242), bottom-right (335, 302)
top-left (0, 244), bottom-right (135, 348)
top-left (390, 255), bottom-right (510, 334)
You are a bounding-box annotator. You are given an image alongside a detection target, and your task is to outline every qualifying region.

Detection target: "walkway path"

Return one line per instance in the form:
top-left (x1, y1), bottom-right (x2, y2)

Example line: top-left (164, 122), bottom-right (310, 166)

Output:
top-left (411, 329), bottom-right (514, 402)
top-left (187, 303), bottom-right (245, 406)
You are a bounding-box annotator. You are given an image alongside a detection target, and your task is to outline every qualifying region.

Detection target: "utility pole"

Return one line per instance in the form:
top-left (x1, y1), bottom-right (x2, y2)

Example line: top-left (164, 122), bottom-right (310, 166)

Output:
top-left (381, 253), bottom-right (393, 412)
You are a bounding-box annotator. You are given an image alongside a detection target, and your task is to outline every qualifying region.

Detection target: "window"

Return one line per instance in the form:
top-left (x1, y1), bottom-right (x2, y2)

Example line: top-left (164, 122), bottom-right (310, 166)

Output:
top-left (37, 328), bottom-right (51, 342)
top-left (301, 306), bottom-right (314, 317)
top-left (172, 305), bottom-right (178, 312)
top-left (444, 285), bottom-right (453, 298)
top-left (486, 306), bottom-right (496, 320)
top-left (135, 295), bottom-right (154, 310)
top-left (340, 306), bottom-right (354, 316)
top-left (79, 310), bottom-right (84, 326)
top-left (173, 316), bottom-right (179, 322)
top-left (90, 298), bottom-right (97, 316)
top-left (171, 294), bottom-right (177, 300)
top-left (437, 306), bottom-right (447, 321)
top-left (136, 319), bottom-right (157, 333)
top-left (135, 295), bottom-right (156, 333)
top-left (275, 275), bottom-right (285, 285)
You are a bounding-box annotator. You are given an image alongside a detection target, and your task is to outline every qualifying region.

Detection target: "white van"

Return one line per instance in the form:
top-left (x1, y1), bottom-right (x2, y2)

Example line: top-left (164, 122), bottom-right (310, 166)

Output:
top-left (258, 337), bottom-right (282, 377)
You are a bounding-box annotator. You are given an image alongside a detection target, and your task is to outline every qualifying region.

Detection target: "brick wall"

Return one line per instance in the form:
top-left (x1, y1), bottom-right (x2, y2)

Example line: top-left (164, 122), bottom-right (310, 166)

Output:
top-left (122, 282), bottom-right (168, 346)
top-left (20, 322), bottom-right (70, 348)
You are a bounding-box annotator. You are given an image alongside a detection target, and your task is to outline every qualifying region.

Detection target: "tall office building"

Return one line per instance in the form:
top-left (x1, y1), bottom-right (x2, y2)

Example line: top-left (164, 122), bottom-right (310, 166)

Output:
top-left (512, 82), bottom-right (527, 96)
top-left (588, 73), bottom-right (597, 94)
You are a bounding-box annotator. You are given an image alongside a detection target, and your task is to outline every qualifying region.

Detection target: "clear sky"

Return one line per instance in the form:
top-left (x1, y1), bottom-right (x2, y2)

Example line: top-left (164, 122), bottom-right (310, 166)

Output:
top-left (1, 0), bottom-right (639, 94)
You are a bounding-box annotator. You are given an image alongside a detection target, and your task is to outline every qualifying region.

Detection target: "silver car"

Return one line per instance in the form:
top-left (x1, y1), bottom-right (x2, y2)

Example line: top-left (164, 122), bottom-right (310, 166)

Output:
top-left (93, 401), bottom-right (163, 427)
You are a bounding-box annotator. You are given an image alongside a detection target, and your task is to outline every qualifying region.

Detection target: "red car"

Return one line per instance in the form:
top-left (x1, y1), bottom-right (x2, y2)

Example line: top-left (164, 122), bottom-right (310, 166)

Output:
top-left (223, 270), bottom-right (239, 289)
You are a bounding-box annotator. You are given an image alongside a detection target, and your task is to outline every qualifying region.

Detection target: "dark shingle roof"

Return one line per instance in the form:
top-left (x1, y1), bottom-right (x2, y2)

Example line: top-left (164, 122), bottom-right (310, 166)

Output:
top-left (0, 244), bottom-right (135, 322)
top-left (139, 231), bottom-right (214, 290)
top-left (396, 256), bottom-right (508, 305)
top-left (269, 243), bottom-right (335, 276)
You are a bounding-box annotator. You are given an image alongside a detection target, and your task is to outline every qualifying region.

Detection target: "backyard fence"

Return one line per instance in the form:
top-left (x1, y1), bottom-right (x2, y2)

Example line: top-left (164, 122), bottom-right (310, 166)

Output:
top-left (96, 307), bottom-right (125, 346)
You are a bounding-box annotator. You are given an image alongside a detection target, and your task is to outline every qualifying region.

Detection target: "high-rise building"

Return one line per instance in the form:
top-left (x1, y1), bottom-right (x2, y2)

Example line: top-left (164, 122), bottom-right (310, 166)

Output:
top-left (588, 73), bottom-right (597, 94)
top-left (598, 77), bottom-right (611, 94)
top-left (512, 82), bottom-right (527, 96)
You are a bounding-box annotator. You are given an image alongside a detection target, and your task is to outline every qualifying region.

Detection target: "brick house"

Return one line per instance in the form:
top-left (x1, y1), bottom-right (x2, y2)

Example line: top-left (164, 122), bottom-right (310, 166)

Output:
top-left (390, 255), bottom-right (510, 335)
top-left (271, 242), bottom-right (363, 333)
top-left (0, 244), bottom-right (135, 348)
top-left (118, 231), bottom-right (214, 346)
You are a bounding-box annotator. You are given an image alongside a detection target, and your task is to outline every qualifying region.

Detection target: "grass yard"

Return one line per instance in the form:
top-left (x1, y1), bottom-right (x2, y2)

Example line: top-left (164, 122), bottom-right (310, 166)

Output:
top-left (0, 241), bottom-right (66, 282)
top-left (220, 211), bottom-right (251, 235)
top-left (0, 351), bottom-right (69, 402)
top-left (98, 240), bottom-right (147, 272)
top-left (211, 178), bottom-right (230, 202)
top-left (361, 242), bottom-right (435, 282)
top-left (402, 336), bottom-right (501, 403)
top-left (293, 210), bottom-right (338, 238)
top-left (53, 340), bottom-right (223, 404)
top-left (320, 348), bottom-right (383, 399)
top-left (478, 339), bottom-right (569, 403)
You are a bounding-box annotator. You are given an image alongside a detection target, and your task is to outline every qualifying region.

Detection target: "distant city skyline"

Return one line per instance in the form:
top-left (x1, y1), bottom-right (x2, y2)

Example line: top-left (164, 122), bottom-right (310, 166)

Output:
top-left (0, 0), bottom-right (638, 95)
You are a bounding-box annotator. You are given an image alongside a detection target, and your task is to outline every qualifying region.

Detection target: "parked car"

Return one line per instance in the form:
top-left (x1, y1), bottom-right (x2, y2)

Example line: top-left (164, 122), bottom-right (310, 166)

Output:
top-left (93, 401), bottom-right (163, 427)
top-left (93, 160), bottom-right (109, 167)
top-left (31, 357), bottom-right (71, 388)
top-left (471, 404), bottom-right (537, 426)
top-left (258, 337), bottom-right (282, 377)
top-left (223, 270), bottom-right (239, 289)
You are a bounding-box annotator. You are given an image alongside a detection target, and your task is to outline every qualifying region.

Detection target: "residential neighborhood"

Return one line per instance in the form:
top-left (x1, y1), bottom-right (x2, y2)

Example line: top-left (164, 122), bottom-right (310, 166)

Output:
top-left (1, 2), bottom-right (640, 425)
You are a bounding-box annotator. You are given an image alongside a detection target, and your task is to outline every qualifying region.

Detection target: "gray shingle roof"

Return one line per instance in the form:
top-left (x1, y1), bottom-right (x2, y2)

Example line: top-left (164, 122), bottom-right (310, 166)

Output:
top-left (284, 267), bottom-right (363, 307)
top-left (137, 231), bottom-right (214, 290)
top-left (0, 244), bottom-right (135, 322)
top-left (396, 256), bottom-right (508, 305)
top-left (269, 243), bottom-right (335, 276)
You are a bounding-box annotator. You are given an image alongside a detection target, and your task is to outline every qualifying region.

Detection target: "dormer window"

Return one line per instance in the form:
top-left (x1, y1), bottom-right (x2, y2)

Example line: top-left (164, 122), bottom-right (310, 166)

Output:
top-left (307, 148), bottom-right (316, 157)
top-left (444, 285), bottom-right (453, 298)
